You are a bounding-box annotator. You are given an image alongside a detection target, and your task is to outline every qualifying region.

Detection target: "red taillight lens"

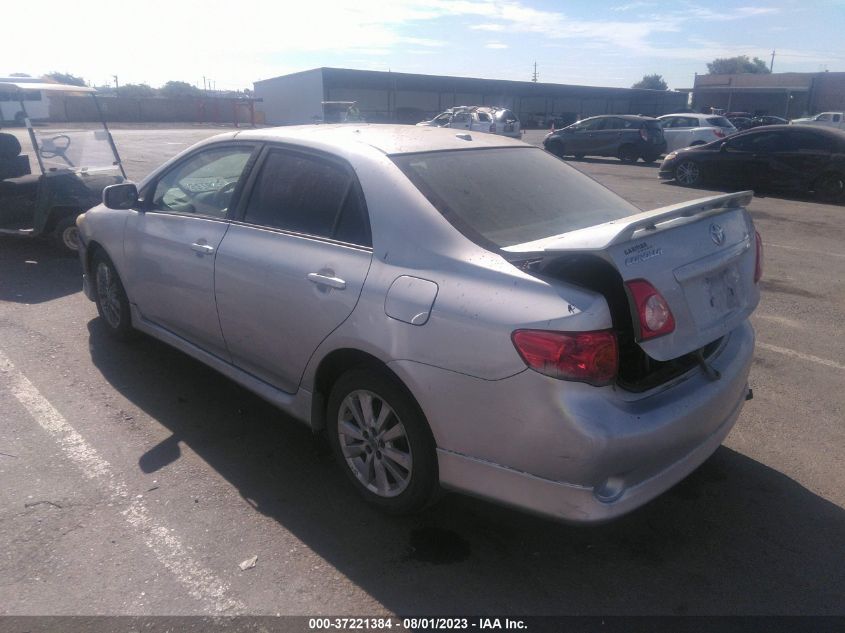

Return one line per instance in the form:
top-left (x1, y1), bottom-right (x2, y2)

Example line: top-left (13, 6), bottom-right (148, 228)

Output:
top-left (714, 128), bottom-right (726, 138)
top-left (754, 230), bottom-right (764, 283)
top-left (511, 330), bottom-right (618, 386)
top-left (640, 127), bottom-right (649, 141)
top-left (625, 279), bottom-right (676, 340)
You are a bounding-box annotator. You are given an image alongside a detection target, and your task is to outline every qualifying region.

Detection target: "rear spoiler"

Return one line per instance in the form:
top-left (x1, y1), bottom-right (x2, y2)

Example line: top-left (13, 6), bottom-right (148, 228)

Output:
top-left (504, 191), bottom-right (753, 253)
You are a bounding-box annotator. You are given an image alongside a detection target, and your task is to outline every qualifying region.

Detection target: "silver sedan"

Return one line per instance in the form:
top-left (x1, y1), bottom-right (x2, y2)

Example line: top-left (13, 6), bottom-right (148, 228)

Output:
top-left (77, 124), bottom-right (762, 523)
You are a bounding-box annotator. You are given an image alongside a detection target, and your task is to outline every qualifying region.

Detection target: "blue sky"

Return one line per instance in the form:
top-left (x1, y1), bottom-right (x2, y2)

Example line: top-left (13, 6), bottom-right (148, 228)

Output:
top-left (3, 0), bottom-right (845, 91)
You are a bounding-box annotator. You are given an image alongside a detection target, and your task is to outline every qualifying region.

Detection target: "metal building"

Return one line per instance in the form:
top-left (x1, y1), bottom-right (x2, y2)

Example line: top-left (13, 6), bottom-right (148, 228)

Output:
top-left (254, 67), bottom-right (688, 127)
top-left (692, 71), bottom-right (845, 118)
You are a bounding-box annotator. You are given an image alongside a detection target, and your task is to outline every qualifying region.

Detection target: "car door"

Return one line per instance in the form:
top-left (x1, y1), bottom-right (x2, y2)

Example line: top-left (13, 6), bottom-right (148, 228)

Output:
top-left (123, 143), bottom-right (258, 358)
top-left (718, 130), bottom-right (784, 189)
top-left (658, 117), bottom-right (682, 152)
top-left (214, 146), bottom-right (373, 393)
top-left (569, 118), bottom-right (604, 155)
top-left (765, 130), bottom-right (832, 189)
top-left (449, 112), bottom-right (472, 130)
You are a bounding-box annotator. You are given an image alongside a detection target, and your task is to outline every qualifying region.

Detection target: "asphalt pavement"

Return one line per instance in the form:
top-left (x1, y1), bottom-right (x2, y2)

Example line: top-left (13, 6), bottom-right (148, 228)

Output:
top-left (0, 126), bottom-right (843, 616)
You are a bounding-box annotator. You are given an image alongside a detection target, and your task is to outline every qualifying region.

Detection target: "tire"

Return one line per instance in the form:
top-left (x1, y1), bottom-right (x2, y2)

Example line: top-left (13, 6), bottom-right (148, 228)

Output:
top-left (52, 215), bottom-right (81, 255)
top-left (92, 251), bottom-right (135, 340)
top-left (618, 144), bottom-right (638, 163)
top-left (814, 172), bottom-right (845, 203)
top-left (640, 155), bottom-right (659, 164)
top-left (674, 160), bottom-right (701, 186)
top-left (546, 140), bottom-right (565, 158)
top-left (326, 367), bottom-right (439, 514)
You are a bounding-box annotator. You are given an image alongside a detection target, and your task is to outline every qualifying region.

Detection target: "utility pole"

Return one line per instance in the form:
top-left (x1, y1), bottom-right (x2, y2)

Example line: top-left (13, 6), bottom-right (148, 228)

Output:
top-left (113, 74), bottom-right (119, 96)
top-left (770, 49), bottom-right (776, 72)
top-left (532, 61), bottom-right (538, 83)
top-left (203, 76), bottom-right (207, 92)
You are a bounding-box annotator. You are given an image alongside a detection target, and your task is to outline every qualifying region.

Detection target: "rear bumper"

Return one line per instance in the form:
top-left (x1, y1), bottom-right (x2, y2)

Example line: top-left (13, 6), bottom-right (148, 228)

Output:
top-left (389, 320), bottom-right (755, 523)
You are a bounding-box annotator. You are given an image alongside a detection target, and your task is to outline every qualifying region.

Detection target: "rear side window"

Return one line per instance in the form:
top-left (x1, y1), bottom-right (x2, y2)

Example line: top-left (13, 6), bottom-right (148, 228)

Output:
top-left (392, 147), bottom-right (639, 248)
top-left (243, 150), bottom-right (371, 246)
top-left (729, 131), bottom-right (789, 153)
top-left (707, 116), bottom-right (733, 127)
top-left (789, 131), bottom-right (832, 152)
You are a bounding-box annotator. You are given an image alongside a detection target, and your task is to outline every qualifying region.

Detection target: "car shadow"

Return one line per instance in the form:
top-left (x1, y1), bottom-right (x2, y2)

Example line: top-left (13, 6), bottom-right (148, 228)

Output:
top-left (565, 157), bottom-right (661, 168)
top-left (87, 320), bottom-right (844, 615)
top-left (660, 179), bottom-right (842, 206)
top-left (0, 236), bottom-right (81, 304)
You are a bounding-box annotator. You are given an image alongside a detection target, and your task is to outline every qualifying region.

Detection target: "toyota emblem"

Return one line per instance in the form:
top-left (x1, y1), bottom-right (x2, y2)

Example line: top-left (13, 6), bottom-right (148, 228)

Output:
top-left (710, 223), bottom-right (725, 246)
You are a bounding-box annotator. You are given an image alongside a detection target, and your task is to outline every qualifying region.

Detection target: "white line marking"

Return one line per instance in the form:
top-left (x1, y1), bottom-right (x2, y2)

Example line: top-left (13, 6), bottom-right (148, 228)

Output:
top-left (755, 314), bottom-right (803, 329)
top-left (766, 242), bottom-right (845, 259)
top-left (0, 349), bottom-right (245, 613)
top-left (757, 342), bottom-right (845, 371)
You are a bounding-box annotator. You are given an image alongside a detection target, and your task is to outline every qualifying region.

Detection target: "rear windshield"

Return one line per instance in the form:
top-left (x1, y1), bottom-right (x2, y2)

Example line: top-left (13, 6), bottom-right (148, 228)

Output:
top-left (391, 147), bottom-right (639, 248)
top-left (707, 116), bottom-right (733, 127)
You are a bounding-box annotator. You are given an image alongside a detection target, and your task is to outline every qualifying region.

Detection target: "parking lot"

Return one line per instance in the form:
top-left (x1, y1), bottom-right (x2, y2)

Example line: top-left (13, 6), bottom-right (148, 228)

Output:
top-left (1, 125), bottom-right (843, 616)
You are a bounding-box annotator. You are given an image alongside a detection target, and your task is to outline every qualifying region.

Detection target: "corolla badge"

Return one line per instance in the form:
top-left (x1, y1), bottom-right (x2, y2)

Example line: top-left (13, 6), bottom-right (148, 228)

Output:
top-left (710, 223), bottom-right (725, 246)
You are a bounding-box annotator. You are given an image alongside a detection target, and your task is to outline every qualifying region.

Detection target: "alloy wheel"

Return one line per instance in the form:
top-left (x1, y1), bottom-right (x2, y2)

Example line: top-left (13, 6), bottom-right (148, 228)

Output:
top-left (61, 226), bottom-right (80, 252)
top-left (96, 262), bottom-right (122, 329)
top-left (675, 161), bottom-right (700, 186)
top-left (337, 389), bottom-right (413, 498)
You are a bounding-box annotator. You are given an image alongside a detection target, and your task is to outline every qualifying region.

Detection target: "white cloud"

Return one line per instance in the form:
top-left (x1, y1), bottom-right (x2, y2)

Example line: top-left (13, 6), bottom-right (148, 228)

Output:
top-left (485, 42), bottom-right (510, 49)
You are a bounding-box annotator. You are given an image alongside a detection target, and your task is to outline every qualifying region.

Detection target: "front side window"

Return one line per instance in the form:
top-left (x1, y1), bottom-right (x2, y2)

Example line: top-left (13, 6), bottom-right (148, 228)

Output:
top-left (151, 146), bottom-right (254, 217)
top-left (392, 147), bottom-right (639, 248)
top-left (242, 150), bottom-right (371, 246)
top-left (816, 113), bottom-right (832, 122)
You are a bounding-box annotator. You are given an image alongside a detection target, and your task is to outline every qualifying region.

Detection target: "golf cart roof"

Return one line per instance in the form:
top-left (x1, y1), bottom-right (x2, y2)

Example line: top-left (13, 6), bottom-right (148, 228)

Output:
top-left (0, 81), bottom-right (95, 93)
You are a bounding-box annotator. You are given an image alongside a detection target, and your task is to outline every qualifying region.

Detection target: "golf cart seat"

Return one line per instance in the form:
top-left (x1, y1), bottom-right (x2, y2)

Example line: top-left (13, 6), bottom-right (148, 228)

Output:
top-left (0, 132), bottom-right (32, 180)
top-left (0, 173), bottom-right (40, 198)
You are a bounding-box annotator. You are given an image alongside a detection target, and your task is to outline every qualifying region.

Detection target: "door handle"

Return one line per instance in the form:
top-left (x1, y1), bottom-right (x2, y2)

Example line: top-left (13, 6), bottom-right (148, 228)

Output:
top-left (191, 242), bottom-right (215, 254)
top-left (307, 272), bottom-right (346, 290)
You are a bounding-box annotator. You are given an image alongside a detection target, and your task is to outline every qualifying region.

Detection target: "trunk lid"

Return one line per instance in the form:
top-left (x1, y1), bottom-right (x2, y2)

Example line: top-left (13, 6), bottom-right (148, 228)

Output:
top-left (504, 191), bottom-right (760, 361)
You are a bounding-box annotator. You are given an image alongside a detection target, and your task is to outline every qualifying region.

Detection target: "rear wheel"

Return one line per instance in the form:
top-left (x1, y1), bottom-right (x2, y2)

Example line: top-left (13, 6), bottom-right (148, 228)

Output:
top-left (814, 172), bottom-right (845, 202)
top-left (618, 144), bottom-right (638, 163)
top-left (327, 367), bottom-right (438, 514)
top-left (53, 215), bottom-right (81, 255)
top-left (93, 252), bottom-right (135, 340)
top-left (674, 160), bottom-right (701, 186)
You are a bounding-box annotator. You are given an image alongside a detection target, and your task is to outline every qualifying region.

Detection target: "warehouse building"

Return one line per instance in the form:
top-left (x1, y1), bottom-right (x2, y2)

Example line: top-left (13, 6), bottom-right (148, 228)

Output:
top-left (254, 67), bottom-right (688, 127)
top-left (691, 71), bottom-right (845, 118)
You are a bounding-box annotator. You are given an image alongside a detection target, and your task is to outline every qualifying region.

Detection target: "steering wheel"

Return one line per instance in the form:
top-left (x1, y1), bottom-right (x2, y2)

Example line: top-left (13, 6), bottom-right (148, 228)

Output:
top-left (212, 180), bottom-right (239, 210)
top-left (39, 134), bottom-right (72, 159)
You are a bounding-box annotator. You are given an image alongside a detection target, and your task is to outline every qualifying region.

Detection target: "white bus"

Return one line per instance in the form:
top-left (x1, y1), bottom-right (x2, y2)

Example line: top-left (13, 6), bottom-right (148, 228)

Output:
top-left (0, 77), bottom-right (50, 123)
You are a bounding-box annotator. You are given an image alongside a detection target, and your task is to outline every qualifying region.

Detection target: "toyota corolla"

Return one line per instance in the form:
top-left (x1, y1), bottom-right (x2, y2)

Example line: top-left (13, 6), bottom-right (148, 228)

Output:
top-left (77, 125), bottom-right (762, 523)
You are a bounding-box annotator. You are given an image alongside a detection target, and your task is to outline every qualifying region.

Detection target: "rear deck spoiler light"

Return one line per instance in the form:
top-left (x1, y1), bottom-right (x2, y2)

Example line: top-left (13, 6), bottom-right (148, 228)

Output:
top-left (503, 191), bottom-right (755, 254)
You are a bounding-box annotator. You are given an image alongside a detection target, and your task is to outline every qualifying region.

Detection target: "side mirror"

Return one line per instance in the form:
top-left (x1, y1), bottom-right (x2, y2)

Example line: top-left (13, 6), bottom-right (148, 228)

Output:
top-left (103, 182), bottom-right (138, 210)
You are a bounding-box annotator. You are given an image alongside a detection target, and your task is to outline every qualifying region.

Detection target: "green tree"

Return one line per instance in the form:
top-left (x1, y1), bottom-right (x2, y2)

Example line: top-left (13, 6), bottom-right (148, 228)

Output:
top-left (632, 74), bottom-right (668, 90)
top-left (159, 80), bottom-right (201, 98)
top-left (119, 83), bottom-right (157, 98)
top-left (706, 55), bottom-right (771, 75)
top-left (43, 72), bottom-right (87, 86)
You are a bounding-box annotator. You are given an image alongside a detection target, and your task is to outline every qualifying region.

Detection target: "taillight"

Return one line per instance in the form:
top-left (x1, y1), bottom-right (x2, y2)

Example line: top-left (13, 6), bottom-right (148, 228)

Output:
top-left (511, 330), bottom-right (618, 386)
top-left (754, 230), bottom-right (764, 283)
top-left (625, 279), bottom-right (675, 340)
top-left (640, 126), bottom-right (649, 141)
top-left (714, 128), bottom-right (726, 138)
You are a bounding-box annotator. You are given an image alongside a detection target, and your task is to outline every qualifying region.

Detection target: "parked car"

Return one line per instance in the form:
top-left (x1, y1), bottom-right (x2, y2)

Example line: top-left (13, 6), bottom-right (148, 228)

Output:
top-left (543, 115), bottom-right (666, 162)
top-left (659, 125), bottom-right (845, 202)
top-left (790, 111), bottom-right (845, 130)
top-left (416, 106), bottom-right (520, 137)
top-left (728, 117), bottom-right (754, 131)
top-left (78, 125), bottom-right (761, 523)
top-left (657, 113), bottom-right (737, 153)
top-left (749, 115), bottom-right (789, 127)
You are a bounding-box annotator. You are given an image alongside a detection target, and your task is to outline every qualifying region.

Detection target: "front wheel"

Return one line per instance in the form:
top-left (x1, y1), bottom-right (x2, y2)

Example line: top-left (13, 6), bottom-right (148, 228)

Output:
top-left (93, 252), bottom-right (135, 340)
top-left (327, 368), bottom-right (439, 514)
top-left (53, 215), bottom-right (81, 254)
top-left (546, 140), bottom-right (565, 158)
top-left (674, 160), bottom-right (701, 186)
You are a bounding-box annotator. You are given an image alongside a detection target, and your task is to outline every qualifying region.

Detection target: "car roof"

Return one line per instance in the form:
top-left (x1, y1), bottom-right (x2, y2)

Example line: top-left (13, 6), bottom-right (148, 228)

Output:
top-left (588, 114), bottom-right (656, 121)
top-left (659, 112), bottom-right (722, 118)
top-left (233, 123), bottom-right (526, 155)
